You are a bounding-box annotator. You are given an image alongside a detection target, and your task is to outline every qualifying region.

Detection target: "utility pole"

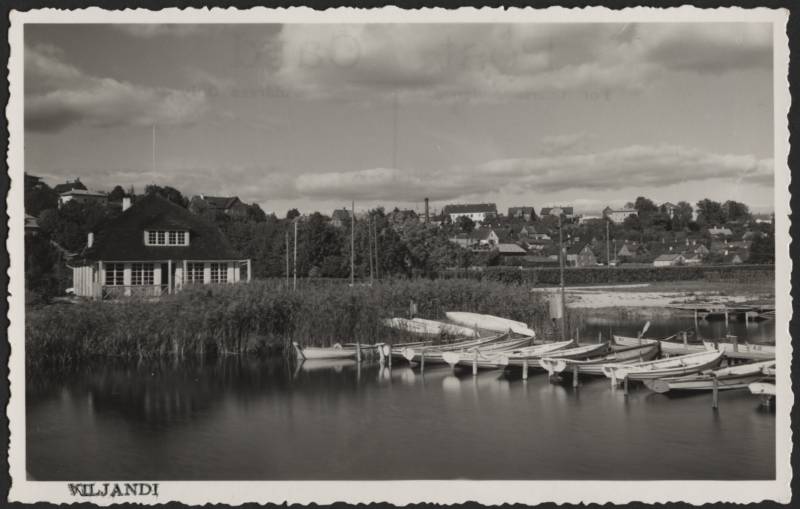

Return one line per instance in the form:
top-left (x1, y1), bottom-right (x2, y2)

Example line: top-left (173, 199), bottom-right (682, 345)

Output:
top-left (350, 201), bottom-right (355, 286)
top-left (152, 124), bottom-right (156, 174)
top-left (553, 207), bottom-right (567, 341)
top-left (374, 218), bottom-right (380, 280)
top-left (606, 219), bottom-right (611, 267)
top-left (285, 231), bottom-right (289, 289)
top-left (293, 219), bottom-right (297, 291)
top-left (368, 216), bottom-right (374, 286)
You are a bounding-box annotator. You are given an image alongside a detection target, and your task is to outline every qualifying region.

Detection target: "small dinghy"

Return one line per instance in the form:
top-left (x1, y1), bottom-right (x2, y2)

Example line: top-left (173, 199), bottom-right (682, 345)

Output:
top-left (602, 349), bottom-right (724, 382)
top-left (506, 342), bottom-right (609, 368)
top-left (441, 335), bottom-right (535, 369)
top-left (293, 342), bottom-right (357, 360)
top-left (381, 317), bottom-right (479, 338)
top-left (402, 333), bottom-right (509, 365)
top-left (540, 343), bottom-right (659, 376)
top-left (644, 360), bottom-right (776, 393)
top-left (701, 340), bottom-right (775, 361)
top-left (445, 311), bottom-right (536, 337)
top-left (613, 335), bottom-right (705, 356)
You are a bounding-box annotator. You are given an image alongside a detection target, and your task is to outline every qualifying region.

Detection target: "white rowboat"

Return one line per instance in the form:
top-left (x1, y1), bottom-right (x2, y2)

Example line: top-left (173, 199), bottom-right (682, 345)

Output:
top-left (445, 311), bottom-right (536, 337)
top-left (602, 349), bottom-right (724, 382)
top-left (702, 341), bottom-right (775, 360)
top-left (507, 342), bottom-right (609, 368)
top-left (540, 343), bottom-right (660, 376)
top-left (293, 342), bottom-right (357, 360)
top-left (644, 360), bottom-right (776, 393)
top-left (613, 335), bottom-right (705, 356)
top-left (381, 317), bottom-right (479, 338)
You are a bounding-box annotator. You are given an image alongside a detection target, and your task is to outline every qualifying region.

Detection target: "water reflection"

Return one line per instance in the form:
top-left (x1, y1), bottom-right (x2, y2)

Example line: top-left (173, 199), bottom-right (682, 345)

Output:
top-left (27, 319), bottom-right (776, 481)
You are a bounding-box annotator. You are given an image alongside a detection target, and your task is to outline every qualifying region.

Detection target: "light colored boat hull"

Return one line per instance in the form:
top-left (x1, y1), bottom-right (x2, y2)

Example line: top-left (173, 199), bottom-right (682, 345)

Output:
top-left (702, 341), bottom-right (775, 360)
top-left (613, 335), bottom-right (705, 356)
top-left (446, 311), bottom-right (536, 337)
top-left (541, 344), bottom-right (659, 376)
top-left (603, 350), bottom-right (724, 381)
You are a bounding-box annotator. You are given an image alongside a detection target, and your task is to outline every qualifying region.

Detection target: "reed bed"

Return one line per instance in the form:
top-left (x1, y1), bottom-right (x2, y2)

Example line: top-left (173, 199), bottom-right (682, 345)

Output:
top-left (26, 278), bottom-right (546, 368)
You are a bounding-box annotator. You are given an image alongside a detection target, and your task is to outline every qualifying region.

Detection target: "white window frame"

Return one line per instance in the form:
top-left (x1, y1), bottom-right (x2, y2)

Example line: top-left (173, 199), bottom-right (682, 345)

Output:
top-left (187, 262), bottom-right (204, 283)
top-left (210, 263), bottom-right (228, 284)
top-left (144, 230), bottom-right (190, 246)
top-left (105, 263), bottom-right (124, 286)
top-left (131, 263), bottom-right (155, 286)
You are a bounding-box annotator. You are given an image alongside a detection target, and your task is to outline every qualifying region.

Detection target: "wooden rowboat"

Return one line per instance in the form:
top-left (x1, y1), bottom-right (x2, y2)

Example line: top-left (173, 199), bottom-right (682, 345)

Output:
top-left (293, 342), bottom-right (357, 360)
top-left (748, 382), bottom-right (776, 398)
top-left (644, 360), bottom-right (776, 393)
top-left (540, 343), bottom-right (660, 376)
top-left (602, 349), bottom-right (724, 382)
top-left (506, 342), bottom-right (610, 368)
top-left (445, 311), bottom-right (536, 337)
top-left (441, 335), bottom-right (536, 369)
top-left (402, 333), bottom-right (509, 364)
top-left (613, 335), bottom-right (705, 356)
top-left (701, 341), bottom-right (775, 361)
top-left (381, 317), bottom-right (479, 338)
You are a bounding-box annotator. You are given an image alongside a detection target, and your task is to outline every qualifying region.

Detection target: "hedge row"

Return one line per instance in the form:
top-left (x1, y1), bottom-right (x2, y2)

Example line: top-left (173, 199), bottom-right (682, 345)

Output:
top-left (441, 264), bottom-right (774, 286)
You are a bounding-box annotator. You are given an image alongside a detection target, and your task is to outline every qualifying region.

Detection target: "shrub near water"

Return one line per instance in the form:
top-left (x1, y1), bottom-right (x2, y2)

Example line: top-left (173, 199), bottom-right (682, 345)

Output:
top-left (26, 279), bottom-right (546, 367)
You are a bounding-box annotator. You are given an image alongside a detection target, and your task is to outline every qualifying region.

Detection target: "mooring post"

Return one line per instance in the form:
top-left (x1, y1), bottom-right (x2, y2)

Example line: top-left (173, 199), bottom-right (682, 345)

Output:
top-left (682, 331), bottom-right (688, 347)
top-left (623, 376), bottom-right (629, 396)
top-left (694, 309), bottom-right (698, 329)
top-left (356, 341), bottom-right (362, 363)
top-left (420, 351), bottom-right (425, 373)
top-left (598, 332), bottom-right (602, 344)
top-left (377, 343), bottom-right (385, 365)
top-left (388, 342), bottom-right (393, 369)
top-left (572, 364), bottom-right (579, 388)
top-left (610, 370), bottom-right (617, 389)
top-left (472, 350), bottom-right (478, 376)
top-left (522, 359), bottom-right (529, 380)
top-left (712, 376), bottom-right (719, 409)
top-left (732, 334), bottom-right (738, 353)
top-left (724, 309), bottom-right (729, 329)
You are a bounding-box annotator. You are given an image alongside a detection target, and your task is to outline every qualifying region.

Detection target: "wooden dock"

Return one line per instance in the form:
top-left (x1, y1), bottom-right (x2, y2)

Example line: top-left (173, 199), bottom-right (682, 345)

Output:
top-left (667, 303), bottom-right (775, 324)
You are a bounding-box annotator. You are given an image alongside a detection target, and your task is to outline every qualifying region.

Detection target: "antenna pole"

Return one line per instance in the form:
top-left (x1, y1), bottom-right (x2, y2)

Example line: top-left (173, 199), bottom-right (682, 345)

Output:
top-left (152, 124), bottom-right (156, 173)
top-left (350, 201), bottom-right (355, 286)
top-left (293, 220), bottom-right (298, 291)
top-left (285, 231), bottom-right (289, 289)
top-left (374, 218), bottom-right (380, 280)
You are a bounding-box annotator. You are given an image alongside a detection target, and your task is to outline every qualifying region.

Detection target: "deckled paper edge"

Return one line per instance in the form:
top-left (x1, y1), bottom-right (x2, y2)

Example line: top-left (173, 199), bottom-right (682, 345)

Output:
top-left (5, 5), bottom-right (792, 506)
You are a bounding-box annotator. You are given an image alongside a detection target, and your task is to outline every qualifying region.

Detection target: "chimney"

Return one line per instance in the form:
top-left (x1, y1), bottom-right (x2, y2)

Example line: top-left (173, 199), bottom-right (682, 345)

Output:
top-left (87, 232), bottom-right (94, 248)
top-left (122, 196), bottom-right (131, 212)
top-left (424, 198), bottom-right (430, 223)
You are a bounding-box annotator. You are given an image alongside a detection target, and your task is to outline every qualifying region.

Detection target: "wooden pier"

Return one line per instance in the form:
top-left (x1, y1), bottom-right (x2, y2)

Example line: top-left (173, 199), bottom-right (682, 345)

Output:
top-left (667, 303), bottom-right (775, 324)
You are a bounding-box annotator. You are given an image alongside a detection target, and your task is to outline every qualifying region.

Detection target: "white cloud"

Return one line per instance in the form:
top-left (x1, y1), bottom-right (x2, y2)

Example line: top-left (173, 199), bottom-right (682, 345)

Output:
top-left (291, 144), bottom-right (773, 202)
top-left (25, 46), bottom-right (207, 132)
top-left (273, 23), bottom-right (772, 100)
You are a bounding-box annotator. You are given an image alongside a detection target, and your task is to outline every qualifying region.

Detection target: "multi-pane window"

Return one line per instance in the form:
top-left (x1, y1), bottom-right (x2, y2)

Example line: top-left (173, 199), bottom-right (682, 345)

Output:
top-left (131, 263), bottom-right (155, 286)
top-left (104, 263), bottom-right (124, 286)
top-left (145, 230), bottom-right (189, 246)
top-left (210, 263), bottom-right (227, 284)
top-left (187, 263), bottom-right (205, 283)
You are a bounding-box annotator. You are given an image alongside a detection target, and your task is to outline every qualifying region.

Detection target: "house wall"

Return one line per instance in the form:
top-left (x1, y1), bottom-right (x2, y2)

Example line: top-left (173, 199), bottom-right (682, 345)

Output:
top-left (72, 265), bottom-right (96, 297)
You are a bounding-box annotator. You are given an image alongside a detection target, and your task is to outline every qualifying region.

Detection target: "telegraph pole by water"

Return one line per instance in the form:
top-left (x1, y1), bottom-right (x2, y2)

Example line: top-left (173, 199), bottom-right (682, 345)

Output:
top-left (285, 231), bottom-right (289, 289)
top-left (559, 212), bottom-right (567, 341)
top-left (350, 201), bottom-right (355, 286)
top-left (293, 220), bottom-right (297, 291)
top-left (606, 219), bottom-right (611, 267)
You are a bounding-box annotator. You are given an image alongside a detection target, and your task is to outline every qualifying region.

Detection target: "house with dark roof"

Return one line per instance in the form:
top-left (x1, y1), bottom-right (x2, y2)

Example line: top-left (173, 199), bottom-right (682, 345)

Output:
top-left (71, 194), bottom-right (250, 299)
top-left (653, 253), bottom-right (685, 267)
top-left (330, 208), bottom-right (352, 228)
top-left (442, 203), bottom-right (498, 224)
top-left (58, 189), bottom-right (108, 208)
top-left (53, 178), bottom-right (87, 195)
top-left (189, 194), bottom-right (251, 219)
top-left (507, 206), bottom-right (536, 221)
top-left (541, 206), bottom-right (575, 219)
top-left (566, 244), bottom-right (597, 267)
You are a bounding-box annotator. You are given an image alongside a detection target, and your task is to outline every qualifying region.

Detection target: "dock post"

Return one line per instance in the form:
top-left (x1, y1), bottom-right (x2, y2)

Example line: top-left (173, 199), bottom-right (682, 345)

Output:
top-left (623, 376), bottom-right (629, 396)
top-left (572, 364), bottom-right (579, 388)
top-left (522, 359), bottom-right (529, 380)
top-left (694, 309), bottom-right (698, 329)
top-left (472, 350), bottom-right (478, 376)
top-left (388, 342), bottom-right (393, 369)
top-left (356, 341), bottom-right (362, 363)
top-left (712, 376), bottom-right (719, 409)
top-left (420, 351), bottom-right (425, 373)
top-left (682, 331), bottom-right (687, 347)
top-left (598, 332), bottom-right (602, 344)
top-left (724, 310), bottom-right (729, 329)
top-left (377, 343), bottom-right (385, 365)
top-left (610, 370), bottom-right (617, 389)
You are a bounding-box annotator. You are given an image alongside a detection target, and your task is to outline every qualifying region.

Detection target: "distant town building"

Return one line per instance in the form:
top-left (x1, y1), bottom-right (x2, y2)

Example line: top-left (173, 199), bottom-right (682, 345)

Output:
top-left (603, 206), bottom-right (637, 224)
top-left (578, 214), bottom-right (603, 224)
top-left (330, 209), bottom-right (352, 228)
top-left (707, 226), bottom-right (733, 237)
top-left (53, 178), bottom-right (87, 195)
top-left (566, 244), bottom-right (597, 267)
top-left (25, 214), bottom-right (40, 236)
top-left (507, 206), bottom-right (536, 221)
top-left (473, 227), bottom-right (501, 246)
top-left (495, 243), bottom-right (527, 256)
top-left (653, 253), bottom-right (685, 267)
top-left (442, 203), bottom-right (498, 224)
top-left (190, 194), bottom-right (251, 219)
top-left (58, 189), bottom-right (108, 208)
top-left (71, 194), bottom-right (250, 300)
top-left (541, 206), bottom-right (574, 219)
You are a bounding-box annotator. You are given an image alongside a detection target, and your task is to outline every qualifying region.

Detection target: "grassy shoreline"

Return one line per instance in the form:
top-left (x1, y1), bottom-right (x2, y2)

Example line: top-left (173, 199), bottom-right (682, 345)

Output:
top-left (26, 278), bottom-right (547, 368)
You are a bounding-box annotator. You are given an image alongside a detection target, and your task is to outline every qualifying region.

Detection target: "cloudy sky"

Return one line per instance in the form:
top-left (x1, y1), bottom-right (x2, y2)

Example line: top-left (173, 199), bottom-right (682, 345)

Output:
top-left (25, 22), bottom-right (774, 215)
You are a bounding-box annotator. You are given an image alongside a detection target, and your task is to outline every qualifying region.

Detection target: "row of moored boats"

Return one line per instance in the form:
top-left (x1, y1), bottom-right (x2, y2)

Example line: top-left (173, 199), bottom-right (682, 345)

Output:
top-left (292, 312), bottom-right (777, 403)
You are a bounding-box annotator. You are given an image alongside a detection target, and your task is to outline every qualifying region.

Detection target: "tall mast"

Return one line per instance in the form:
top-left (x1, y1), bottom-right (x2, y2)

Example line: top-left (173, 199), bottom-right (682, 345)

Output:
top-left (368, 216), bottom-right (374, 286)
top-left (152, 124), bottom-right (156, 173)
top-left (350, 201), bottom-right (355, 286)
top-left (293, 219), bottom-right (298, 291)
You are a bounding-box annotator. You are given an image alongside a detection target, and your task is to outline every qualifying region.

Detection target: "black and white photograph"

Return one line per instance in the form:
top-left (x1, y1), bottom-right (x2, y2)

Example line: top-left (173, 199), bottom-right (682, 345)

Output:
top-left (7, 6), bottom-right (792, 506)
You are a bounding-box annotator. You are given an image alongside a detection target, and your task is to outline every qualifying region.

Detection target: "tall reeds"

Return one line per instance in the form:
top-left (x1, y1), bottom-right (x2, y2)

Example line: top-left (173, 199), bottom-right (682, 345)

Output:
top-left (27, 278), bottom-right (546, 368)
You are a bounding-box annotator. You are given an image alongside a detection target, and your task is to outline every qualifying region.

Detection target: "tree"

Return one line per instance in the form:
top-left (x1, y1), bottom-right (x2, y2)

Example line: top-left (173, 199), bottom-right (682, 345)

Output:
top-left (457, 216), bottom-right (476, 234)
top-left (748, 231), bottom-right (774, 264)
top-left (247, 203), bottom-right (267, 222)
top-left (723, 200), bottom-right (751, 223)
top-left (24, 176), bottom-right (59, 216)
top-left (696, 199), bottom-right (725, 225)
top-left (286, 208), bottom-right (300, 220)
top-left (144, 185), bottom-right (188, 207)
top-left (108, 185), bottom-right (126, 202)
top-left (672, 201), bottom-right (694, 229)
top-left (634, 196), bottom-right (658, 217)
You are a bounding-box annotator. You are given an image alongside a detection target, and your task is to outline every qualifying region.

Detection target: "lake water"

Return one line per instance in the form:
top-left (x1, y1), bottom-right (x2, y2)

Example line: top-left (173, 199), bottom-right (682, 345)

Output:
top-left (27, 316), bottom-right (776, 480)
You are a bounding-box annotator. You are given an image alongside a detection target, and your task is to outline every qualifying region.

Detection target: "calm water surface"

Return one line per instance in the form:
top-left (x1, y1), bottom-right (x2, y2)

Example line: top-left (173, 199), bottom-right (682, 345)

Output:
top-left (27, 317), bottom-right (776, 480)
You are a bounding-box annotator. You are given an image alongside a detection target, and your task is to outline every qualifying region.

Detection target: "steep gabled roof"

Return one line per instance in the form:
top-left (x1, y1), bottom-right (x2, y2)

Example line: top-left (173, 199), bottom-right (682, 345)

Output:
top-left (443, 203), bottom-right (498, 214)
top-left (82, 194), bottom-right (242, 262)
top-left (53, 179), bottom-right (87, 194)
top-left (199, 195), bottom-right (242, 210)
